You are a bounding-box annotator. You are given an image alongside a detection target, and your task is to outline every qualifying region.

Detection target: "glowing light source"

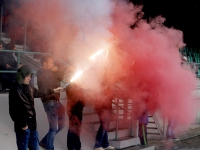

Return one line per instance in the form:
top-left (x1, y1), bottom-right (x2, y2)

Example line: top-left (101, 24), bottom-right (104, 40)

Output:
top-left (105, 50), bottom-right (109, 59)
top-left (89, 49), bottom-right (104, 60)
top-left (63, 47), bottom-right (110, 88)
top-left (70, 70), bottom-right (83, 82)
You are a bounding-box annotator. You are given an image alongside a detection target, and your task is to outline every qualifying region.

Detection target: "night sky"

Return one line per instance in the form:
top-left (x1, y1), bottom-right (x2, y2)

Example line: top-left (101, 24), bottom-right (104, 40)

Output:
top-left (1, 0), bottom-right (200, 49)
top-left (131, 0), bottom-right (200, 49)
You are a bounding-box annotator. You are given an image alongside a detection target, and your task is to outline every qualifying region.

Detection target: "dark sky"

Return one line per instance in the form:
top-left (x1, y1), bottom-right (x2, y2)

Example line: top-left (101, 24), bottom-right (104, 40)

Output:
top-left (131, 0), bottom-right (200, 49)
top-left (1, 0), bottom-right (199, 49)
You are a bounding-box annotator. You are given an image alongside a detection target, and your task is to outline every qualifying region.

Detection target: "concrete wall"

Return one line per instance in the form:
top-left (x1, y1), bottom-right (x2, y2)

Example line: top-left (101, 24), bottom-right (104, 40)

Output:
top-left (0, 94), bottom-right (95, 150)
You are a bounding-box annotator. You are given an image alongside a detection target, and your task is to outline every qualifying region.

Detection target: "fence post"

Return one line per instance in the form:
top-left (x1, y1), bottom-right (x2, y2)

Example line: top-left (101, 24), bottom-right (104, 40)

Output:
top-left (23, 22), bottom-right (27, 51)
top-left (115, 98), bottom-right (119, 141)
top-left (124, 98), bottom-right (128, 120)
top-left (163, 117), bottom-right (165, 138)
top-left (131, 99), bottom-right (134, 137)
top-left (0, 5), bottom-right (3, 41)
top-left (17, 52), bottom-right (20, 68)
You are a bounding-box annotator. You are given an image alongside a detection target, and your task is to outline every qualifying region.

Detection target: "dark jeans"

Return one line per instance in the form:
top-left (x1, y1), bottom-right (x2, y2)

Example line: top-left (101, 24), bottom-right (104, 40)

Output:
top-left (67, 129), bottom-right (82, 150)
top-left (67, 100), bottom-right (84, 150)
top-left (139, 123), bottom-right (148, 145)
top-left (16, 129), bottom-right (39, 150)
top-left (40, 101), bottom-right (65, 150)
top-left (94, 108), bottom-right (110, 148)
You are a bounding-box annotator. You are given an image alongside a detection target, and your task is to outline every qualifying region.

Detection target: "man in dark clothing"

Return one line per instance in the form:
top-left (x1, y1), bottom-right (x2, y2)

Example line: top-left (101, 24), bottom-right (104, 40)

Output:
top-left (0, 42), bottom-right (18, 92)
top-left (37, 56), bottom-right (65, 150)
top-left (9, 65), bottom-right (62, 150)
top-left (66, 83), bottom-right (85, 150)
top-left (1, 42), bottom-right (19, 69)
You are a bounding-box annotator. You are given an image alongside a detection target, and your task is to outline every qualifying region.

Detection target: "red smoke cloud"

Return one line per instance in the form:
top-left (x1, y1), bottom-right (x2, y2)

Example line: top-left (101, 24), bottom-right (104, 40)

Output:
top-left (11, 0), bottom-right (197, 128)
top-left (109, 1), bottom-right (197, 126)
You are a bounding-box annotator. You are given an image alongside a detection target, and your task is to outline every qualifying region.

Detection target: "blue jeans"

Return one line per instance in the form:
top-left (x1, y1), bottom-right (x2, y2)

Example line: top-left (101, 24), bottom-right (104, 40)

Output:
top-left (16, 129), bottom-right (39, 150)
top-left (40, 101), bottom-right (65, 150)
top-left (94, 108), bottom-right (110, 148)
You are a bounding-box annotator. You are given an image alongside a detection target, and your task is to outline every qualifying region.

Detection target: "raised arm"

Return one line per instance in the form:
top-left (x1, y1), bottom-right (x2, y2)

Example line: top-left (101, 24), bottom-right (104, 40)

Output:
top-left (33, 85), bottom-right (62, 98)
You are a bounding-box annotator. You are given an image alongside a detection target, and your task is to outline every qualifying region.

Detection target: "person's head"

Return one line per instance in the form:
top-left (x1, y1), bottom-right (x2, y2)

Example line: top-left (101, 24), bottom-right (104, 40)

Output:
top-left (0, 44), bottom-right (3, 50)
top-left (5, 42), bottom-right (16, 50)
top-left (41, 55), bottom-right (54, 70)
top-left (17, 65), bottom-right (33, 85)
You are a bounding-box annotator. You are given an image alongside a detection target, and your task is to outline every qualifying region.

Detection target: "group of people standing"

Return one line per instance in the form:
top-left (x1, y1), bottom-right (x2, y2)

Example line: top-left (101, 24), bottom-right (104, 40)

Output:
top-left (0, 42), bottom-right (22, 92)
top-left (8, 55), bottom-right (115, 150)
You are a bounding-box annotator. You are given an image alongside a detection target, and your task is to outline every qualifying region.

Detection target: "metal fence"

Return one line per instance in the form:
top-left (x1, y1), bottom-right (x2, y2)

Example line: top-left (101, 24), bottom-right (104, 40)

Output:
top-left (0, 50), bottom-right (49, 74)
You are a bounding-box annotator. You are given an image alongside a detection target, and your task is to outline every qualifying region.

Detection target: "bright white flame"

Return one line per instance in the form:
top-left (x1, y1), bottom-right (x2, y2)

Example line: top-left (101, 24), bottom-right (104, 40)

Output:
top-left (69, 49), bottom-right (106, 82)
top-left (70, 70), bottom-right (83, 82)
top-left (105, 50), bottom-right (109, 59)
top-left (89, 49), bottom-right (104, 60)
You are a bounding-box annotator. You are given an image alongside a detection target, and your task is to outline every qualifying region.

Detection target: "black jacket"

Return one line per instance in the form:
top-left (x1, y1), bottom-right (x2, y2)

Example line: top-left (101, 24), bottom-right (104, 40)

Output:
top-left (37, 68), bottom-right (64, 103)
top-left (0, 52), bottom-right (17, 69)
top-left (9, 82), bottom-right (54, 132)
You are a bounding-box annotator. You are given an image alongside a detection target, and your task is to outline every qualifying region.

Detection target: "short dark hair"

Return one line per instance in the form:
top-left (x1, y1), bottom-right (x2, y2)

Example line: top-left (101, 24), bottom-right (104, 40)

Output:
top-left (6, 42), bottom-right (15, 50)
top-left (41, 55), bottom-right (53, 65)
top-left (17, 65), bottom-right (33, 84)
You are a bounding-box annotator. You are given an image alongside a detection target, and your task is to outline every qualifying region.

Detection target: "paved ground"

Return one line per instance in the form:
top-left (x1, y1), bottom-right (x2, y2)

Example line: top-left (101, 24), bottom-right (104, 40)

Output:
top-left (0, 93), bottom-right (95, 150)
top-left (150, 127), bottom-right (200, 150)
top-left (1, 92), bottom-right (200, 150)
top-left (154, 136), bottom-right (200, 150)
top-left (175, 136), bottom-right (200, 149)
top-left (122, 124), bottom-right (200, 150)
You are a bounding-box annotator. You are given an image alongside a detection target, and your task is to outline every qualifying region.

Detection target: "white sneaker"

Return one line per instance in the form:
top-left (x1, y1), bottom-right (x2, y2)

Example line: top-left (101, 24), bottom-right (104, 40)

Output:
top-left (94, 147), bottom-right (105, 150)
top-left (104, 146), bottom-right (115, 150)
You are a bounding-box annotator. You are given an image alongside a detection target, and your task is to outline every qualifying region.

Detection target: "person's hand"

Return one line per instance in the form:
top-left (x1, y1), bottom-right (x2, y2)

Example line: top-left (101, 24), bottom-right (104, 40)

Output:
top-left (54, 87), bottom-right (63, 93)
top-left (22, 125), bottom-right (28, 130)
top-left (51, 66), bottom-right (58, 72)
top-left (6, 64), bottom-right (12, 68)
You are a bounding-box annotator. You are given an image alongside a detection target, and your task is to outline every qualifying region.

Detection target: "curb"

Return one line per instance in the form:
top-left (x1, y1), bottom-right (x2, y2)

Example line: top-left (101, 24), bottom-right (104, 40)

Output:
top-left (153, 132), bottom-right (200, 150)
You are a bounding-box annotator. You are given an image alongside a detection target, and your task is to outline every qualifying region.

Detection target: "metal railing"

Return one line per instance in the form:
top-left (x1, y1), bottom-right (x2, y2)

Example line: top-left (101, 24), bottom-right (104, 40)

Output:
top-left (182, 62), bottom-right (200, 78)
top-left (112, 98), bottom-right (128, 140)
top-left (112, 94), bottom-right (139, 140)
top-left (152, 111), bottom-right (165, 139)
top-left (112, 97), bottom-right (169, 140)
top-left (0, 50), bottom-right (50, 74)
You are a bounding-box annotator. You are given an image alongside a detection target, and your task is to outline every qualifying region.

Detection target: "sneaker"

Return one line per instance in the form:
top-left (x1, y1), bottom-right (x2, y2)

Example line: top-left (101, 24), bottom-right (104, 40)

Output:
top-left (166, 136), bottom-right (179, 141)
top-left (94, 147), bottom-right (105, 150)
top-left (171, 136), bottom-right (179, 141)
top-left (104, 146), bottom-right (115, 150)
top-left (39, 142), bottom-right (46, 149)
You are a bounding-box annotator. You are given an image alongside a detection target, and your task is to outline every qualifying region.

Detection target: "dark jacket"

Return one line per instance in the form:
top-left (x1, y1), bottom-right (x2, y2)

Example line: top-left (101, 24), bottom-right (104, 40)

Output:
top-left (37, 68), bottom-right (64, 103)
top-left (0, 51), bottom-right (17, 69)
top-left (66, 84), bottom-right (85, 120)
top-left (9, 82), bottom-right (54, 132)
